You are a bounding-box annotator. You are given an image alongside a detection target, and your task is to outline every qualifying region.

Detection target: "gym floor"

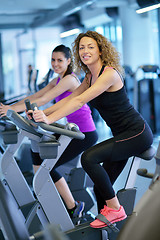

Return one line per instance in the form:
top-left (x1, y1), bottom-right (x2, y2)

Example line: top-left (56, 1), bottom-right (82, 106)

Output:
top-left (89, 116), bottom-right (159, 216)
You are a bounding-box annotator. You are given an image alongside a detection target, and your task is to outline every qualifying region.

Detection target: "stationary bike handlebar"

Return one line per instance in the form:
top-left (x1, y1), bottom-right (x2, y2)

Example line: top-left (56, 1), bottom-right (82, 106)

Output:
top-left (35, 122), bottom-right (85, 140)
top-left (0, 116), bottom-right (18, 131)
top-left (6, 110), bottom-right (85, 140)
top-left (24, 99), bottom-right (85, 140)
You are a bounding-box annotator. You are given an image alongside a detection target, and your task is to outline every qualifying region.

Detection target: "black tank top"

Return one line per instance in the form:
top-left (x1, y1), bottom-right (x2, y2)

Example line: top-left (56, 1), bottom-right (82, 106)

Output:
top-left (89, 66), bottom-right (144, 136)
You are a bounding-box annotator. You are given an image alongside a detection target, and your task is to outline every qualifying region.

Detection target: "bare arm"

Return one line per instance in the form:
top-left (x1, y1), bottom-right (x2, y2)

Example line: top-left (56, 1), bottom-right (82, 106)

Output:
top-left (0, 73), bottom-right (79, 116)
top-left (43, 77), bottom-right (88, 116)
top-left (0, 79), bottom-right (56, 116)
top-left (33, 69), bottom-right (122, 124)
top-left (34, 74), bottom-right (79, 108)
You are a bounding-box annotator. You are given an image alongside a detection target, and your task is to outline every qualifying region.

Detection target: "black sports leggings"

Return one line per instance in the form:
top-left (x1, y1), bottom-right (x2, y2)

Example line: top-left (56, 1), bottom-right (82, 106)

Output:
top-left (31, 130), bottom-right (98, 182)
top-left (81, 123), bottom-right (153, 212)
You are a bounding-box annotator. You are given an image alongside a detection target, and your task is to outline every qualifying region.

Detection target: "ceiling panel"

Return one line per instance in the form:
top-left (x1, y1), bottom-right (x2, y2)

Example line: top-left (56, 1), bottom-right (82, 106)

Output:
top-left (0, 0), bottom-right (71, 29)
top-left (0, 0), bottom-right (137, 30)
top-left (0, 0), bottom-right (67, 13)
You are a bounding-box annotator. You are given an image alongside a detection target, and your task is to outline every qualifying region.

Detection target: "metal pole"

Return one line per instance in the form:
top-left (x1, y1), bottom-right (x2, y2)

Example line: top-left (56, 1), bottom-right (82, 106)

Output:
top-left (0, 33), bottom-right (4, 99)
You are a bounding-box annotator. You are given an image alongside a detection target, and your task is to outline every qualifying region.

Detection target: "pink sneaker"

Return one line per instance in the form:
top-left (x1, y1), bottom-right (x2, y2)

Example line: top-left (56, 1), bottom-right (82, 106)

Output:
top-left (90, 205), bottom-right (127, 229)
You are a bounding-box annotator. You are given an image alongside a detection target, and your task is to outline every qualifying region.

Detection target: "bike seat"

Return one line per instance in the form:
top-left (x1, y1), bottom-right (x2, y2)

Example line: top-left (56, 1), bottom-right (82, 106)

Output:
top-left (135, 146), bottom-right (156, 160)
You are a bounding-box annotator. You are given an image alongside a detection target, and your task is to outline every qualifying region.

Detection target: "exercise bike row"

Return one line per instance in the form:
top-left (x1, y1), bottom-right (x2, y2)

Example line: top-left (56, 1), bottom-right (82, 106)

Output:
top-left (0, 108), bottom-right (158, 240)
top-left (0, 109), bottom-right (108, 240)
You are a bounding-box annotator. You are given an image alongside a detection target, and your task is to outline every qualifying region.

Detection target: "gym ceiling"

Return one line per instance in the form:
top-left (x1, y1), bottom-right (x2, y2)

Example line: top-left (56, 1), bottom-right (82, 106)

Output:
top-left (0, 0), bottom-right (158, 30)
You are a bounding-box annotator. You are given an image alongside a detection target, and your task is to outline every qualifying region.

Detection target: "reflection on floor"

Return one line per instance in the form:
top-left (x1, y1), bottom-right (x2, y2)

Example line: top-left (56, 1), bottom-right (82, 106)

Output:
top-left (90, 116), bottom-right (159, 217)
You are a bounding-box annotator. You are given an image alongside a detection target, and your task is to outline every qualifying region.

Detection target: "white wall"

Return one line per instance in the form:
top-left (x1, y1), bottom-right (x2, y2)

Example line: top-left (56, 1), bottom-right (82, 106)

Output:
top-left (2, 30), bottom-right (21, 97)
top-left (19, 27), bottom-right (62, 86)
top-left (119, 6), bottom-right (158, 72)
top-left (1, 26), bottom-right (62, 98)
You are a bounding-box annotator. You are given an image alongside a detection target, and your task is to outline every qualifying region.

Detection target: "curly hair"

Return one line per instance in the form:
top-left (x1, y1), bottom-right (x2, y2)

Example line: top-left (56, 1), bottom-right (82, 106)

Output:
top-left (52, 44), bottom-right (74, 77)
top-left (72, 30), bottom-right (124, 76)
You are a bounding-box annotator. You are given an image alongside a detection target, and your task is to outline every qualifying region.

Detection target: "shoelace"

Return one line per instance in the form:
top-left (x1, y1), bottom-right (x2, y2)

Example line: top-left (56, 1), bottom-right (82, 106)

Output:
top-left (100, 205), bottom-right (109, 215)
top-left (99, 205), bottom-right (120, 233)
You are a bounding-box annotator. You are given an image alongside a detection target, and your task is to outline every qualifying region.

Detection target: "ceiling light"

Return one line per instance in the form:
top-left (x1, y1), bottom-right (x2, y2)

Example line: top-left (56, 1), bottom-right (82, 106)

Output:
top-left (63, 7), bottom-right (81, 17)
top-left (136, 3), bottom-right (160, 13)
top-left (60, 28), bottom-right (81, 38)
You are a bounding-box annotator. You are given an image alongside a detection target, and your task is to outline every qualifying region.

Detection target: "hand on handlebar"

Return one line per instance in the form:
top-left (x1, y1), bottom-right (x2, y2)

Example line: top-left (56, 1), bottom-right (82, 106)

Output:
top-left (32, 110), bottom-right (50, 124)
top-left (0, 103), bottom-right (11, 117)
top-left (25, 109), bottom-right (34, 120)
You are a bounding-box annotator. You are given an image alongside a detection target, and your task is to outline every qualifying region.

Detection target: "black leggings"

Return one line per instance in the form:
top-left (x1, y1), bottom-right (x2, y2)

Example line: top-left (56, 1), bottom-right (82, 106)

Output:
top-left (81, 123), bottom-right (153, 212)
top-left (31, 130), bottom-right (98, 182)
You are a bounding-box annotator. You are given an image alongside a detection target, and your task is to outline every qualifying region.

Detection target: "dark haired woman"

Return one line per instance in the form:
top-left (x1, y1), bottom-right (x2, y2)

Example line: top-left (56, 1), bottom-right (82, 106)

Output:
top-left (0, 44), bottom-right (98, 224)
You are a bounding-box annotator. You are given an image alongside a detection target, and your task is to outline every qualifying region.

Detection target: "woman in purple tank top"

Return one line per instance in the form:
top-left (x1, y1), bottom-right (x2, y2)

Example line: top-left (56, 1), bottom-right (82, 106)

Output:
top-left (0, 44), bottom-right (98, 224)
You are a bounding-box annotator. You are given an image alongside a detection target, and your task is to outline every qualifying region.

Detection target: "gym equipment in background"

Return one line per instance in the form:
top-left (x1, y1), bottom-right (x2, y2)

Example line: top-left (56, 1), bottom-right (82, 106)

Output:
top-left (134, 65), bottom-right (160, 134)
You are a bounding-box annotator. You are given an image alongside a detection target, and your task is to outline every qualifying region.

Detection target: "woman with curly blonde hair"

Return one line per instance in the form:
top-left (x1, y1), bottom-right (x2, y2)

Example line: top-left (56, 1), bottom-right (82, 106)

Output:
top-left (32, 31), bottom-right (153, 229)
top-left (72, 30), bottom-right (124, 77)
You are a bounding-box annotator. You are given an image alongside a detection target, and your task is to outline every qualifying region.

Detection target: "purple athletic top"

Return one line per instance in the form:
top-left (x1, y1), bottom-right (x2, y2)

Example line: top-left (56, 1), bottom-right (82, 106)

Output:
top-left (54, 76), bottom-right (96, 132)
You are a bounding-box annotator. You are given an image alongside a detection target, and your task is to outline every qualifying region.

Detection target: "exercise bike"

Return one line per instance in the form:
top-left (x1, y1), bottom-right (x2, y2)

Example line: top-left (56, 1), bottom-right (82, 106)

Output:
top-left (1, 102), bottom-right (155, 240)
top-left (0, 106), bottom-right (108, 240)
top-left (117, 139), bottom-right (160, 240)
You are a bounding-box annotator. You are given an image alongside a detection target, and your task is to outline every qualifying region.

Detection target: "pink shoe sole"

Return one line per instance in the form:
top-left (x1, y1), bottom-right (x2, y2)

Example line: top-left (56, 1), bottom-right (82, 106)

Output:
top-left (90, 213), bottom-right (127, 229)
